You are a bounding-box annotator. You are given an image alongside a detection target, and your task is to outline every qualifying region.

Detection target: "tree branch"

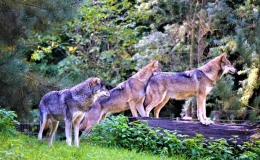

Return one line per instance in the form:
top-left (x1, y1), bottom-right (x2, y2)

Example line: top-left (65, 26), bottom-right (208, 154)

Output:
top-left (11, 0), bottom-right (82, 10)
top-left (0, 48), bottom-right (17, 67)
top-left (12, 0), bottom-right (48, 10)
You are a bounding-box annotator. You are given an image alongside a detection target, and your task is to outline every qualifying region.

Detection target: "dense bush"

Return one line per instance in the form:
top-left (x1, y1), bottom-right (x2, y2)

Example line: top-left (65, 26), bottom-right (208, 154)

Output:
top-left (0, 109), bottom-right (19, 134)
top-left (87, 115), bottom-right (260, 159)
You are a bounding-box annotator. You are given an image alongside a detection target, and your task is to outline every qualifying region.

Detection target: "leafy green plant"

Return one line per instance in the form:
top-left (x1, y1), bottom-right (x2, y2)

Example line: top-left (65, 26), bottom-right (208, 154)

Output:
top-left (0, 109), bottom-right (19, 134)
top-left (87, 115), bottom-right (260, 159)
top-left (205, 138), bottom-right (234, 160)
top-left (182, 134), bottom-right (206, 159)
top-left (28, 0), bottom-right (148, 87)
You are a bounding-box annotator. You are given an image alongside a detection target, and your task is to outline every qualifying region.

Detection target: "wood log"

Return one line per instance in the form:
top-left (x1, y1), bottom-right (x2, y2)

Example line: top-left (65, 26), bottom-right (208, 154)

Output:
top-left (128, 117), bottom-right (260, 144)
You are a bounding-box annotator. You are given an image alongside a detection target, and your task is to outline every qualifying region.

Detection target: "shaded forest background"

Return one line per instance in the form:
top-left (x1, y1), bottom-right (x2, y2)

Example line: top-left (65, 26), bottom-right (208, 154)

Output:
top-left (0, 0), bottom-right (259, 122)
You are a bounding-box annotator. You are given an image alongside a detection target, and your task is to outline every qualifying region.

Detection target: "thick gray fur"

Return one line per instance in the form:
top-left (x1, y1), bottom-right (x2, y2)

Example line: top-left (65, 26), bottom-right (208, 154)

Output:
top-left (38, 77), bottom-right (110, 147)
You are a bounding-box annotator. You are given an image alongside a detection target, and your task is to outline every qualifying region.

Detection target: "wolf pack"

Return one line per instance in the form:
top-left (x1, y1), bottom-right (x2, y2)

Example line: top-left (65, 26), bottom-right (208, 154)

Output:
top-left (38, 53), bottom-right (237, 147)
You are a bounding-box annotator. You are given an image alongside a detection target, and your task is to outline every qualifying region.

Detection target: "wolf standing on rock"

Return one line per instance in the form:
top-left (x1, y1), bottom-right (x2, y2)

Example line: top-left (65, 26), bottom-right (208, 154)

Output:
top-left (38, 77), bottom-right (110, 147)
top-left (144, 53), bottom-right (237, 125)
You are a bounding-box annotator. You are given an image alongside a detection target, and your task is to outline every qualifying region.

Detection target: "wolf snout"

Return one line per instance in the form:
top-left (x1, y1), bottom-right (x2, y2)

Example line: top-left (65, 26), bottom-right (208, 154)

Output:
top-left (230, 67), bottom-right (237, 74)
top-left (104, 91), bottom-right (110, 97)
top-left (105, 92), bottom-right (110, 97)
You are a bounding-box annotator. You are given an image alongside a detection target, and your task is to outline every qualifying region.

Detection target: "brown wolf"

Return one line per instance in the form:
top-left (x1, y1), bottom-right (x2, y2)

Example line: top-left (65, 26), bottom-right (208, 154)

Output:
top-left (144, 53), bottom-right (237, 125)
top-left (38, 77), bottom-right (110, 147)
top-left (79, 60), bottom-right (160, 134)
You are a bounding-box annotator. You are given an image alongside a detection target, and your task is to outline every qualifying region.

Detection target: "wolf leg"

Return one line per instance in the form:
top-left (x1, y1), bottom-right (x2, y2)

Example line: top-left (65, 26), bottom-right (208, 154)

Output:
top-left (146, 91), bottom-right (167, 117)
top-left (73, 121), bottom-right (80, 147)
top-left (81, 124), bottom-right (93, 137)
top-left (65, 120), bottom-right (72, 146)
top-left (81, 116), bottom-right (101, 138)
top-left (145, 97), bottom-right (165, 117)
top-left (80, 116), bottom-right (90, 138)
top-left (81, 111), bottom-right (103, 138)
top-left (73, 114), bottom-right (85, 147)
top-left (201, 98), bottom-right (214, 125)
top-left (136, 97), bottom-right (146, 117)
top-left (129, 101), bottom-right (138, 117)
top-left (48, 121), bottom-right (59, 146)
top-left (145, 102), bottom-right (156, 117)
top-left (154, 96), bottom-right (170, 118)
top-left (82, 121), bottom-right (95, 137)
top-left (38, 113), bottom-right (47, 140)
top-left (197, 95), bottom-right (207, 125)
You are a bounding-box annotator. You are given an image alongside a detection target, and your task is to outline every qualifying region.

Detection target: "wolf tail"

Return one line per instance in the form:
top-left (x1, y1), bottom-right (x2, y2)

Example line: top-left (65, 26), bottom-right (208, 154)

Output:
top-left (144, 91), bottom-right (153, 108)
top-left (38, 101), bottom-right (50, 140)
top-left (144, 96), bottom-right (151, 108)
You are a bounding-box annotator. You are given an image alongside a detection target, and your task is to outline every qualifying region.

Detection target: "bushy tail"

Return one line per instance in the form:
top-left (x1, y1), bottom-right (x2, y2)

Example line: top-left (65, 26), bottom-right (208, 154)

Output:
top-left (38, 102), bottom-right (50, 138)
top-left (144, 93), bottom-right (152, 107)
top-left (144, 83), bottom-right (153, 108)
top-left (39, 104), bottom-right (44, 125)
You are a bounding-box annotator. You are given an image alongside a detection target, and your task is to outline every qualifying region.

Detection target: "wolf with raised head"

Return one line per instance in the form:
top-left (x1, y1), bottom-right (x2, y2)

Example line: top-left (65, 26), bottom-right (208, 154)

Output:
top-left (38, 77), bottom-right (110, 147)
top-left (144, 53), bottom-right (237, 125)
top-left (79, 60), bottom-right (160, 134)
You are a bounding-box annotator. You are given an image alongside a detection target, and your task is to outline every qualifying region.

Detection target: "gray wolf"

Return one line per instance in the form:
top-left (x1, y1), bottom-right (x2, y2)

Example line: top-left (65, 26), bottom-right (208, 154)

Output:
top-left (38, 77), bottom-right (110, 147)
top-left (144, 53), bottom-right (237, 125)
top-left (79, 60), bottom-right (160, 134)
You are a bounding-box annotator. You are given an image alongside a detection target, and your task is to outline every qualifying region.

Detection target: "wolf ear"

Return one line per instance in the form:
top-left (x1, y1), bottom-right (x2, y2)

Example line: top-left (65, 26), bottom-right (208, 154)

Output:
top-left (220, 53), bottom-right (227, 58)
top-left (92, 78), bottom-right (101, 86)
top-left (220, 53), bottom-right (227, 61)
top-left (153, 60), bottom-right (159, 68)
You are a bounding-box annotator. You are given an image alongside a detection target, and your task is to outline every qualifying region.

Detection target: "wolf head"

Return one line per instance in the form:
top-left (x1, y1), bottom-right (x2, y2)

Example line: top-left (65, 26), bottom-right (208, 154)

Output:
top-left (220, 53), bottom-right (237, 75)
top-left (91, 78), bottom-right (110, 98)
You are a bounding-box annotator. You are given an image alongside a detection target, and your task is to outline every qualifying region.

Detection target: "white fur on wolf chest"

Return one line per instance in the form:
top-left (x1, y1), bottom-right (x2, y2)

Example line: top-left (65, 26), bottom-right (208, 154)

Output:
top-left (93, 90), bottom-right (107, 102)
top-left (205, 85), bottom-right (214, 95)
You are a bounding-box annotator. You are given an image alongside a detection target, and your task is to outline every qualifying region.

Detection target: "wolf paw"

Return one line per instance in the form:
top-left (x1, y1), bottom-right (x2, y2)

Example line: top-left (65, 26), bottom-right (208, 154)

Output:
top-left (205, 120), bottom-right (214, 125)
top-left (200, 120), bottom-right (208, 125)
top-left (182, 116), bottom-right (192, 120)
top-left (200, 118), bottom-right (214, 125)
top-left (38, 135), bottom-right (42, 141)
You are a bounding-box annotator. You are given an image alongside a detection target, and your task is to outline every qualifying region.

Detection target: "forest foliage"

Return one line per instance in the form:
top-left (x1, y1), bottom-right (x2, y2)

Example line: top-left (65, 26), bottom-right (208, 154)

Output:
top-left (0, 0), bottom-right (259, 121)
top-left (87, 115), bottom-right (260, 159)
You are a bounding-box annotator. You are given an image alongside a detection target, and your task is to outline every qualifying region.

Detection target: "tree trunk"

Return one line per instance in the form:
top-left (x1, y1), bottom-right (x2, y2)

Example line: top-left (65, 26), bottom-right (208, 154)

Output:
top-left (129, 117), bottom-right (260, 144)
top-left (186, 15), bottom-right (197, 119)
top-left (202, 0), bottom-right (206, 8)
top-left (190, 26), bottom-right (195, 70)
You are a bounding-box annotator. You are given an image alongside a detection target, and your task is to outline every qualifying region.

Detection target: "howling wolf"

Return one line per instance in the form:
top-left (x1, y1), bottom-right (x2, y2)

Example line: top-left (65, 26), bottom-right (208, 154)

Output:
top-left (144, 53), bottom-right (237, 125)
top-left (38, 77), bottom-right (110, 147)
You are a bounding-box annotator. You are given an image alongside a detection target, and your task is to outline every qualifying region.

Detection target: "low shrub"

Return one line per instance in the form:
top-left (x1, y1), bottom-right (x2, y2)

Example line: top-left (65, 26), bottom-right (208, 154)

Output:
top-left (0, 109), bottom-right (19, 134)
top-left (86, 115), bottom-right (260, 160)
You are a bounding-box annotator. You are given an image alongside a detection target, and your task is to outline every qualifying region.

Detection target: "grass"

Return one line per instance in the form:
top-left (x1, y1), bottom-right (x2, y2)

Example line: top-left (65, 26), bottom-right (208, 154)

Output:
top-left (0, 133), bottom-right (187, 160)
